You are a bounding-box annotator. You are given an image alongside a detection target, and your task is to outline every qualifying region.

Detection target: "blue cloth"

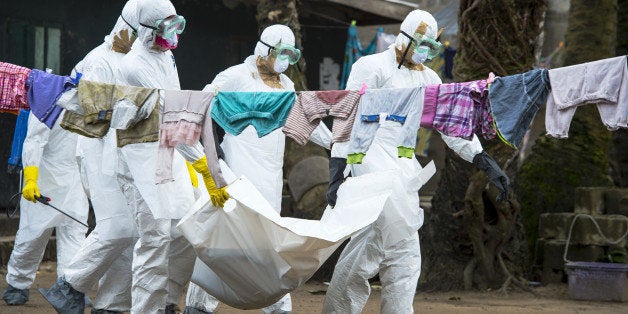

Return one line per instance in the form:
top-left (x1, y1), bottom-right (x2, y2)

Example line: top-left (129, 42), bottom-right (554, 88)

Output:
top-left (347, 87), bottom-right (424, 163)
top-left (27, 69), bottom-right (77, 128)
top-left (339, 25), bottom-right (379, 90)
top-left (489, 68), bottom-right (550, 148)
top-left (211, 91), bottom-right (296, 137)
top-left (7, 109), bottom-right (30, 173)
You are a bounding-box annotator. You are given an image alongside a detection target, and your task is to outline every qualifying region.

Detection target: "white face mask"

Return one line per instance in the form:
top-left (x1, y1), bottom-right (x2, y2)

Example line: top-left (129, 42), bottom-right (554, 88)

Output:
top-left (273, 58), bottom-right (290, 73)
top-left (411, 46), bottom-right (429, 64)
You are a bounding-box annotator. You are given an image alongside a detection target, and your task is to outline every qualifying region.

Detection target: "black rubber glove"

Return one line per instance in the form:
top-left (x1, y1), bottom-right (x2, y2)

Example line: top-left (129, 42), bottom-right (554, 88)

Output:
top-left (327, 157), bottom-right (349, 207)
top-left (473, 151), bottom-right (509, 201)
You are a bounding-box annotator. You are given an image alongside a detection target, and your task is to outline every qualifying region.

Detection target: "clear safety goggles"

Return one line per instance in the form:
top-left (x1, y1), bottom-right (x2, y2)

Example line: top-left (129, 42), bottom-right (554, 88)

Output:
top-left (260, 40), bottom-right (302, 64)
top-left (141, 15), bottom-right (186, 40)
top-left (400, 30), bottom-right (443, 59)
top-left (412, 34), bottom-right (442, 59)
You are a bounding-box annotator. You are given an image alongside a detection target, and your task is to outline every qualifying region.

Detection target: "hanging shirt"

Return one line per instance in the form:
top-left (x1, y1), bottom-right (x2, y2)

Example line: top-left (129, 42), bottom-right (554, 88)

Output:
top-left (157, 89), bottom-right (224, 187)
top-left (489, 68), bottom-right (550, 148)
top-left (210, 91), bottom-right (296, 137)
top-left (7, 109), bottom-right (30, 173)
top-left (545, 55), bottom-right (628, 138)
top-left (283, 90), bottom-right (360, 145)
top-left (27, 69), bottom-right (77, 128)
top-left (59, 80), bottom-right (158, 139)
top-left (421, 79), bottom-right (494, 141)
top-left (0, 62), bottom-right (31, 113)
top-left (346, 87), bottom-right (424, 164)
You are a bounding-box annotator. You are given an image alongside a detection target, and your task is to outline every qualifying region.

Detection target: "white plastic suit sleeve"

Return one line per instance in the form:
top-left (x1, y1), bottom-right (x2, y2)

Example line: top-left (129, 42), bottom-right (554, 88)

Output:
top-left (22, 112), bottom-right (51, 167)
top-left (175, 142), bottom-right (206, 163)
top-left (439, 132), bottom-right (484, 163)
top-left (308, 123), bottom-right (332, 150)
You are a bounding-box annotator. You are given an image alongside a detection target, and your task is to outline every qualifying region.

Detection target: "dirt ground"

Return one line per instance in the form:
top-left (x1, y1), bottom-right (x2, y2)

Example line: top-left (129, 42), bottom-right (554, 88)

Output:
top-left (1, 262), bottom-right (627, 313)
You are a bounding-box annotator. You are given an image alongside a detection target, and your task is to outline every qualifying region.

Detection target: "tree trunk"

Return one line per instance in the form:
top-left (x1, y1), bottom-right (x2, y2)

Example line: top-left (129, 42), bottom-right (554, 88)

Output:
top-left (515, 0), bottom-right (617, 272)
top-left (421, 0), bottom-right (546, 291)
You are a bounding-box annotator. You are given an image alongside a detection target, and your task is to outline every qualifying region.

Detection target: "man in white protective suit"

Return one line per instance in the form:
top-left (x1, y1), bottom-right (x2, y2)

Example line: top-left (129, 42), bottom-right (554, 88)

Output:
top-left (116, 0), bottom-right (229, 312)
top-left (1, 34), bottom-right (89, 313)
top-left (322, 9), bottom-right (509, 314)
top-left (183, 24), bottom-right (333, 314)
top-left (39, 0), bottom-right (226, 313)
top-left (37, 1), bottom-right (140, 313)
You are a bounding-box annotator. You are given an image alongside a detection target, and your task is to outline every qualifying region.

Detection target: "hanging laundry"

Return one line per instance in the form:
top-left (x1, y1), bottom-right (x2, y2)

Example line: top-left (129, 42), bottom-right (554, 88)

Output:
top-left (156, 89), bottom-right (221, 186)
top-left (27, 69), bottom-right (78, 128)
top-left (210, 91), bottom-right (295, 137)
top-left (7, 109), bottom-right (30, 173)
top-left (346, 87), bottom-right (424, 164)
top-left (545, 55), bottom-right (628, 138)
top-left (60, 80), bottom-right (158, 139)
top-left (283, 90), bottom-right (360, 145)
top-left (0, 62), bottom-right (30, 113)
top-left (421, 79), bottom-right (494, 141)
top-left (340, 22), bottom-right (379, 89)
top-left (376, 30), bottom-right (396, 53)
top-left (489, 68), bottom-right (550, 148)
top-left (179, 168), bottom-right (396, 310)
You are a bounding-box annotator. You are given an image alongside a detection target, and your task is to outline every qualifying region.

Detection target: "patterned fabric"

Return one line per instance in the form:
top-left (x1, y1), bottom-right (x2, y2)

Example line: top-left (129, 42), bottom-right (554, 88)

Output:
top-left (283, 90), bottom-right (360, 145)
top-left (421, 79), bottom-right (494, 140)
top-left (0, 62), bottom-right (31, 113)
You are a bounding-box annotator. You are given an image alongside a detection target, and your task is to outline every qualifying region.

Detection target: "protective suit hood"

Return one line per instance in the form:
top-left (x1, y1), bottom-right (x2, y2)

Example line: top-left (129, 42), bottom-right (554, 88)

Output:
top-left (137, 0), bottom-right (177, 52)
top-left (254, 25), bottom-right (295, 58)
top-left (104, 0), bottom-right (140, 49)
top-left (394, 9), bottom-right (438, 50)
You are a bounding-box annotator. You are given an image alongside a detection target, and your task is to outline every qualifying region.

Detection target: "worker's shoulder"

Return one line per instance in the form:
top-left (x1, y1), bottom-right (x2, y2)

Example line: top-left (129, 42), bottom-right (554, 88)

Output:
top-left (354, 51), bottom-right (389, 65)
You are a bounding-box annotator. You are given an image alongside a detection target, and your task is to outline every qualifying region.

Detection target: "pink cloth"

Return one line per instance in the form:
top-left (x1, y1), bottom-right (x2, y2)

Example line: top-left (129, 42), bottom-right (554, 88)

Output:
top-left (420, 84), bottom-right (439, 128)
top-left (0, 62), bottom-right (31, 113)
top-left (157, 90), bottom-right (221, 184)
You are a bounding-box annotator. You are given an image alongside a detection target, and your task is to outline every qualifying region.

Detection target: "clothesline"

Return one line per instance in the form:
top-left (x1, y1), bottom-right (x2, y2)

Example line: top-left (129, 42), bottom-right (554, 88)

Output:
top-left (2, 55), bottom-right (627, 157)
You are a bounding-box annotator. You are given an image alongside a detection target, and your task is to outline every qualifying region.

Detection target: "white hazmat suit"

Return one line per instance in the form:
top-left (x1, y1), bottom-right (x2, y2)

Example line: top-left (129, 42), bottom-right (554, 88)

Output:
top-left (47, 1), bottom-right (140, 312)
top-left (2, 114), bottom-right (88, 306)
top-left (185, 24), bottom-right (332, 314)
top-left (115, 0), bottom-right (201, 312)
top-left (322, 10), bottom-right (484, 314)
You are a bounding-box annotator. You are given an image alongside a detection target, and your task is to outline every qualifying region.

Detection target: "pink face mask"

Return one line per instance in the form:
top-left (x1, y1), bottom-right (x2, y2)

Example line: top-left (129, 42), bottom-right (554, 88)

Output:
top-left (154, 34), bottom-right (179, 50)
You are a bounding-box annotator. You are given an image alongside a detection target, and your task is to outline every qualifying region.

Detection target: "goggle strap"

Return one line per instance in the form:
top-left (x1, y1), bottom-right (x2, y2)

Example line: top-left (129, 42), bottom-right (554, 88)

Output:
top-left (398, 31), bottom-right (415, 69)
top-left (120, 15), bottom-right (138, 35)
top-left (139, 22), bottom-right (158, 31)
top-left (259, 39), bottom-right (275, 56)
top-left (400, 30), bottom-right (417, 43)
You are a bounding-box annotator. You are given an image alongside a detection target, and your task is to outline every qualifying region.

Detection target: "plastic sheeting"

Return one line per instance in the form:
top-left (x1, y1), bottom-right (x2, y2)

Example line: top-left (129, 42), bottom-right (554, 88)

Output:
top-left (177, 170), bottom-right (396, 309)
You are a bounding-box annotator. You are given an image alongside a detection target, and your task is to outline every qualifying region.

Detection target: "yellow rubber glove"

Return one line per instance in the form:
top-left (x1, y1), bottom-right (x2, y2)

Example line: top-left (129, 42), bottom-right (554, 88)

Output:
top-left (185, 160), bottom-right (199, 188)
top-left (22, 166), bottom-right (41, 203)
top-left (191, 156), bottom-right (229, 207)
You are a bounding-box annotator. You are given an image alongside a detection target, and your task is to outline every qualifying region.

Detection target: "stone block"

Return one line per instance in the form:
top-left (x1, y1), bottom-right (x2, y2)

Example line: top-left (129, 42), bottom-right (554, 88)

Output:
top-left (287, 156), bottom-right (329, 202)
top-left (539, 213), bottom-right (628, 246)
top-left (292, 184), bottom-right (328, 220)
top-left (605, 188), bottom-right (628, 216)
top-left (534, 238), bottom-right (546, 266)
top-left (574, 187), bottom-right (607, 215)
top-left (542, 240), bottom-right (606, 271)
top-left (0, 215), bottom-right (20, 237)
